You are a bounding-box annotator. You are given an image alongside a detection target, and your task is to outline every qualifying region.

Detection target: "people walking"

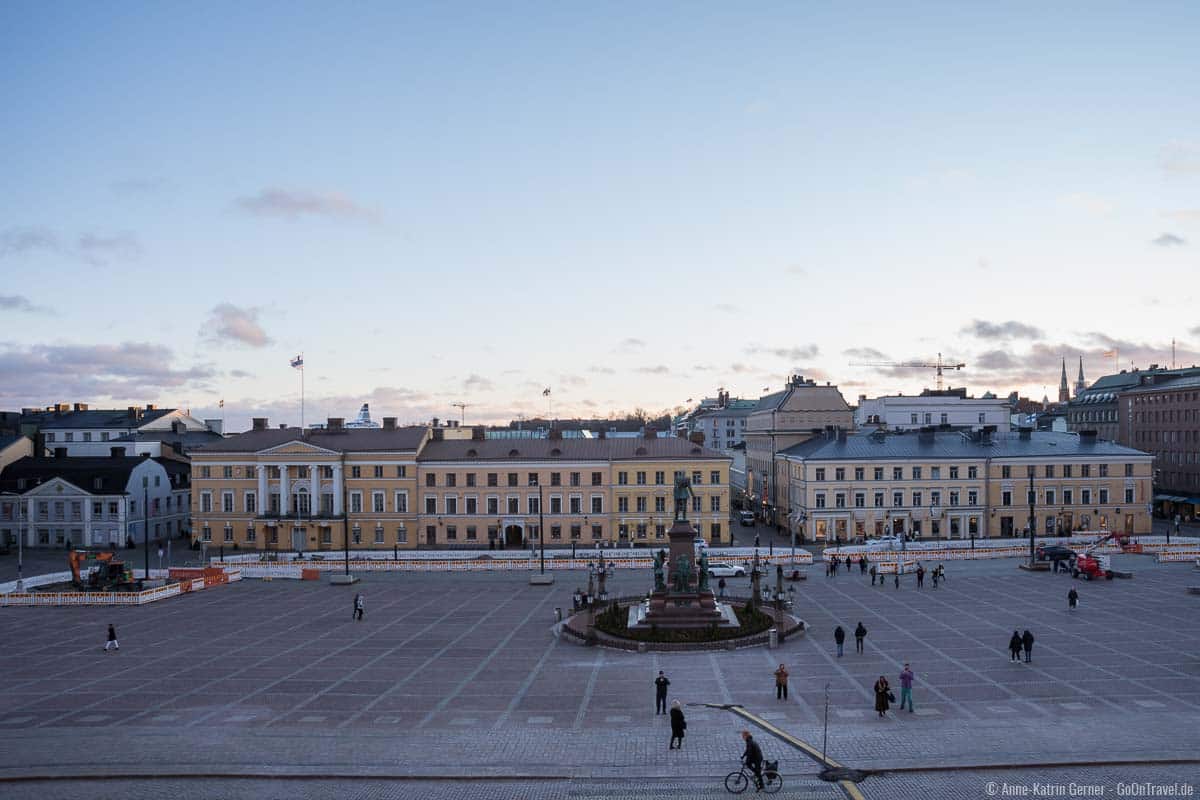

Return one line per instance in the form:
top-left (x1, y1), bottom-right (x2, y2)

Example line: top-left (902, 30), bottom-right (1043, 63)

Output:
top-left (1021, 630), bottom-right (1035, 663)
top-left (916, 564), bottom-right (925, 589)
top-left (104, 623), bottom-right (119, 652)
top-left (931, 566), bottom-right (939, 589)
top-left (859, 555), bottom-right (867, 574)
top-left (655, 670), bottom-right (671, 714)
top-left (854, 621), bottom-right (867, 654)
top-left (869, 565), bottom-right (877, 586)
top-left (873, 675), bottom-right (891, 717)
top-left (894, 571), bottom-right (900, 589)
top-left (774, 663), bottom-right (789, 700)
top-left (898, 663), bottom-right (914, 712)
top-left (1068, 588), bottom-right (1078, 610)
top-left (845, 556), bottom-right (852, 574)
top-left (353, 592), bottom-right (364, 621)
top-left (1008, 630), bottom-right (1022, 662)
top-left (834, 625), bottom-right (846, 657)
top-left (669, 700), bottom-right (686, 749)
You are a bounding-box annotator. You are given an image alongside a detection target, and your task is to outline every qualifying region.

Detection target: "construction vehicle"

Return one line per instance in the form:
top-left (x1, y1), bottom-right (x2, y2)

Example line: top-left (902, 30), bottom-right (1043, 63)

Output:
top-left (68, 550), bottom-right (143, 591)
top-left (1071, 533), bottom-right (1122, 581)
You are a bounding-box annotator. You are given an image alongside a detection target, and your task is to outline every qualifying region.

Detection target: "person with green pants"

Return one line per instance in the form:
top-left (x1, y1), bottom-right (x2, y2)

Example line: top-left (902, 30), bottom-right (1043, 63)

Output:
top-left (898, 663), bottom-right (914, 712)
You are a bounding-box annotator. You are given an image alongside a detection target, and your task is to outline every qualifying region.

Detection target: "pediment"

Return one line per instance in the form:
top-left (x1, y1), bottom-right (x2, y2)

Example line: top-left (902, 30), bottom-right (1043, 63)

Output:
top-left (259, 440), bottom-right (340, 456)
top-left (23, 476), bottom-right (90, 496)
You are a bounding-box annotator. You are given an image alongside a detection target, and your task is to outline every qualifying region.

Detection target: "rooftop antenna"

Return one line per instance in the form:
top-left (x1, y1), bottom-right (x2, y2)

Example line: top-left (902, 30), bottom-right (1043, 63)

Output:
top-left (451, 402), bottom-right (469, 425)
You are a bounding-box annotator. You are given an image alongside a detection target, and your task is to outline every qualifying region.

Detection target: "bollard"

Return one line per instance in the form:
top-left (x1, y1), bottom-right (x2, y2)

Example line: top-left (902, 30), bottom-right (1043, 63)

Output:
top-left (768, 627), bottom-right (778, 649)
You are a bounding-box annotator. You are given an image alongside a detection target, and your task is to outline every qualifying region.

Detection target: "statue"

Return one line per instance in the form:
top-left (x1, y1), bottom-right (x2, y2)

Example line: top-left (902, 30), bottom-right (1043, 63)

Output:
top-left (653, 549), bottom-right (666, 592)
top-left (698, 549), bottom-right (710, 592)
top-left (672, 554), bottom-right (693, 592)
top-left (673, 475), bottom-right (694, 522)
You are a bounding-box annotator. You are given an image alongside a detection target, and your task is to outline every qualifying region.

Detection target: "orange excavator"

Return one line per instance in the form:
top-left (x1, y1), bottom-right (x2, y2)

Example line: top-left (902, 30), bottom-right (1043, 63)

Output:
top-left (68, 550), bottom-right (142, 591)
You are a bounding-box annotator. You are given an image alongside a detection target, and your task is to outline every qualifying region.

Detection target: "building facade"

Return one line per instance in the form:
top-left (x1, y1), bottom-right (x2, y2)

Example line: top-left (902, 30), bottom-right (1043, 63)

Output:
top-left (34, 403), bottom-right (214, 456)
top-left (1118, 375), bottom-right (1200, 521)
top-left (855, 389), bottom-right (1010, 432)
top-left (1067, 366), bottom-right (1200, 441)
top-left (781, 428), bottom-right (1153, 543)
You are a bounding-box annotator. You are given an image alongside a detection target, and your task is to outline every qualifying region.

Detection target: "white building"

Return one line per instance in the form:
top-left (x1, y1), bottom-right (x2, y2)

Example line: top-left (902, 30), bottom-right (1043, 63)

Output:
top-left (683, 390), bottom-right (757, 451)
top-left (855, 389), bottom-right (1010, 432)
top-left (35, 404), bottom-right (212, 455)
top-left (0, 450), bottom-right (189, 548)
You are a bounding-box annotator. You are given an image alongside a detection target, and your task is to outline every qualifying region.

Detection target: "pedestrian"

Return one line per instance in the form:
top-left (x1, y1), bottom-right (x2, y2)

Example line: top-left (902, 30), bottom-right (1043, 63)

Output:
top-left (774, 663), bottom-right (789, 700)
top-left (1008, 630), bottom-right (1022, 662)
top-left (655, 670), bottom-right (671, 714)
top-left (869, 565), bottom-right (877, 586)
top-left (937, 564), bottom-right (946, 583)
top-left (854, 621), bottom-right (867, 654)
top-left (931, 567), bottom-right (939, 589)
top-left (669, 700), bottom-right (686, 749)
top-left (845, 555), bottom-right (852, 574)
top-left (916, 564), bottom-right (925, 589)
top-left (898, 663), bottom-right (914, 712)
top-left (825, 560), bottom-right (832, 578)
top-left (573, 588), bottom-right (582, 610)
top-left (834, 625), bottom-right (845, 657)
top-left (754, 534), bottom-right (760, 548)
top-left (873, 675), bottom-right (891, 717)
top-left (859, 555), bottom-right (867, 574)
top-left (740, 730), bottom-right (764, 791)
top-left (1067, 587), bottom-right (1078, 610)
top-left (353, 592), bottom-right (364, 621)
top-left (1021, 629), bottom-right (1034, 663)
top-left (718, 577), bottom-right (727, 598)
top-left (104, 623), bottom-right (119, 652)
top-left (894, 571), bottom-right (899, 590)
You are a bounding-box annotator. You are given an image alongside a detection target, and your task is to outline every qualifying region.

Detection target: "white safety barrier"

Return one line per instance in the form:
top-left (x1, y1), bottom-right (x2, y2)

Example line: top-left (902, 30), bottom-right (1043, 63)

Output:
top-left (822, 534), bottom-right (1177, 563)
top-left (0, 568), bottom-right (241, 606)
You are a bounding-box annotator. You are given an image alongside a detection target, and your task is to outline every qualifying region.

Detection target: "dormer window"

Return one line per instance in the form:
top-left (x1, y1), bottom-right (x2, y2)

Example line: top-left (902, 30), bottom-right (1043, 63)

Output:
top-left (93, 478), bottom-right (103, 490)
top-left (508, 449), bottom-right (520, 457)
top-left (550, 448), bottom-right (562, 457)
top-left (635, 446), bottom-right (647, 456)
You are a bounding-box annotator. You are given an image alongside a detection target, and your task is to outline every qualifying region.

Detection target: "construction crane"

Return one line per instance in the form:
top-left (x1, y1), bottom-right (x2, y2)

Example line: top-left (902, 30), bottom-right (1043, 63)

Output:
top-left (848, 352), bottom-right (966, 391)
top-left (451, 402), bottom-right (469, 424)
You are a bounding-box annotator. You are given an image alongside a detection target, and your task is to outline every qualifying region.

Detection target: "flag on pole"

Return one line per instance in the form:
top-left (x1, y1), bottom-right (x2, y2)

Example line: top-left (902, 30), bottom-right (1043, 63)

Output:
top-left (1101, 350), bottom-right (1116, 358)
top-left (218, 399), bottom-right (224, 409)
top-left (291, 355), bottom-right (304, 369)
top-left (543, 387), bottom-right (551, 397)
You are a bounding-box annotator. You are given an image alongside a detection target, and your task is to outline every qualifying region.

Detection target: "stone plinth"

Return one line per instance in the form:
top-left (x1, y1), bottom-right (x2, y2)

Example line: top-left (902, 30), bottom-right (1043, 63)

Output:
top-left (635, 518), bottom-right (726, 631)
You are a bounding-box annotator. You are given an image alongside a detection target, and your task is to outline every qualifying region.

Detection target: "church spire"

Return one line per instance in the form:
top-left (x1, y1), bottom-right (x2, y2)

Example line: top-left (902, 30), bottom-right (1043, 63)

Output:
top-left (1058, 357), bottom-right (1070, 403)
top-left (1075, 356), bottom-right (1086, 397)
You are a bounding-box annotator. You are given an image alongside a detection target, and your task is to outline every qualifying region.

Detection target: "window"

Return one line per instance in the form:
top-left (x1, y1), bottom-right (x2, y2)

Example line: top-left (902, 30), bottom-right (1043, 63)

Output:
top-left (1124, 488), bottom-right (1134, 504)
top-left (636, 496), bottom-right (647, 513)
top-left (200, 492), bottom-right (213, 513)
top-left (911, 413), bottom-right (919, 425)
top-left (202, 526), bottom-right (212, 542)
top-left (246, 526), bottom-right (256, 542)
top-left (711, 522), bottom-right (722, 539)
top-left (570, 496), bottom-right (582, 514)
top-left (592, 472), bottom-right (603, 486)
top-left (930, 491), bottom-right (941, 507)
top-left (465, 472), bottom-right (475, 486)
top-left (893, 467), bottom-right (903, 481)
top-left (397, 525), bottom-right (408, 543)
top-left (532, 472), bottom-right (542, 486)
top-left (892, 491), bottom-right (903, 507)
top-left (815, 468), bottom-right (826, 481)
top-left (425, 496), bottom-right (437, 514)
top-left (692, 470), bottom-right (702, 485)
top-left (710, 496), bottom-right (720, 512)
top-left (1124, 463), bottom-right (1133, 477)
top-left (635, 471), bottom-right (646, 485)
top-left (873, 468), bottom-right (884, 481)
top-left (375, 526), bottom-right (385, 544)
top-left (395, 492), bottom-right (408, 513)
top-left (45, 433), bottom-right (55, 443)
top-left (912, 492), bottom-right (922, 507)
top-left (529, 496), bottom-right (541, 515)
top-left (931, 467), bottom-right (941, 479)
top-left (1002, 491), bottom-right (1012, 506)
top-left (1045, 489), bottom-right (1055, 505)
top-left (815, 493), bottom-right (826, 509)
top-left (200, 466), bottom-right (211, 479)
top-left (949, 491), bottom-right (960, 506)
top-left (222, 492), bottom-right (234, 513)
top-left (710, 470), bottom-right (720, 484)
top-left (1081, 489), bottom-right (1092, 505)
top-left (1063, 465), bottom-right (1073, 478)
top-left (374, 465), bottom-right (384, 479)
top-left (854, 492), bottom-right (865, 508)
top-left (967, 490), bottom-right (978, 506)
top-left (446, 525), bottom-right (457, 541)
top-left (912, 466), bottom-right (922, 480)
top-left (1045, 465), bottom-right (1055, 478)
top-left (618, 471), bottom-right (629, 485)
top-left (636, 523), bottom-right (648, 539)
top-left (873, 492), bottom-right (884, 507)
top-left (854, 467), bottom-right (864, 481)
top-left (351, 466), bottom-right (361, 478)
top-left (487, 497), bottom-right (499, 515)
top-left (507, 497), bottom-right (519, 513)
top-left (1099, 488), bottom-right (1109, 504)
top-left (654, 496), bottom-right (666, 513)
top-left (222, 465), bottom-right (233, 479)
top-left (445, 473), bottom-right (456, 487)
top-left (967, 466), bottom-right (978, 479)
top-left (445, 495), bottom-right (458, 515)
top-left (570, 472), bottom-right (581, 487)
top-left (397, 465), bottom-right (408, 478)
top-left (1001, 466), bottom-right (1011, 479)
top-left (1099, 464), bottom-right (1108, 478)
top-left (592, 525), bottom-right (603, 539)
top-left (426, 474), bottom-right (437, 487)
top-left (373, 492), bottom-right (386, 513)
top-left (566, 524), bottom-right (578, 540)
top-left (1064, 489), bottom-right (1074, 505)
top-left (834, 468), bottom-right (845, 481)
top-left (1081, 465), bottom-right (1091, 478)
top-left (487, 473), bottom-right (498, 487)
top-left (64, 432), bottom-right (73, 442)
top-left (835, 492), bottom-right (846, 508)
top-left (507, 473), bottom-right (518, 487)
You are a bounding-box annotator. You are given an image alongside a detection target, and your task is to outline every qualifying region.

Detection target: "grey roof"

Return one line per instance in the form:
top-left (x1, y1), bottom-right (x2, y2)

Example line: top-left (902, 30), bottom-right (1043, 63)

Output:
top-left (0, 455), bottom-right (149, 494)
top-left (1120, 373), bottom-right (1200, 395)
top-left (37, 408), bottom-right (176, 430)
top-left (193, 426), bottom-right (427, 454)
top-left (1085, 366), bottom-right (1200, 394)
top-left (779, 430), bottom-right (1150, 462)
top-left (112, 429), bottom-right (225, 452)
top-left (0, 434), bottom-right (25, 451)
top-left (692, 405), bottom-right (755, 420)
top-left (418, 437), bottom-right (730, 463)
top-left (753, 390), bottom-right (790, 412)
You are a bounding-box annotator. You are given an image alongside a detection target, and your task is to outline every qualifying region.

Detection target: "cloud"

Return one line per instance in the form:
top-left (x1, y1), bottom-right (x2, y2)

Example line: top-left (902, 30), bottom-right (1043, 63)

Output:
top-left (0, 341), bottom-right (216, 404)
top-left (635, 365), bottom-right (670, 375)
top-left (1151, 233), bottom-right (1186, 247)
top-left (785, 265), bottom-right (807, 276)
top-left (557, 374), bottom-right (587, 388)
top-left (0, 294), bottom-right (51, 314)
top-left (745, 344), bottom-right (820, 361)
top-left (234, 188), bottom-right (380, 223)
top-left (710, 303), bottom-right (740, 314)
top-left (201, 303), bottom-right (272, 348)
top-left (1059, 192), bottom-right (1115, 216)
top-left (1160, 141), bottom-right (1200, 176)
top-left (615, 338), bottom-right (646, 353)
top-left (76, 232), bottom-right (142, 266)
top-left (1165, 209), bottom-right (1200, 224)
top-left (843, 347), bottom-right (890, 361)
top-left (463, 373), bottom-right (494, 392)
top-left (961, 320), bottom-right (1044, 340)
top-left (587, 365), bottom-right (615, 375)
top-left (1, 227), bottom-right (60, 259)
top-left (229, 369), bottom-right (254, 379)
top-left (975, 349), bottom-right (1018, 370)
top-left (729, 363), bottom-right (754, 374)
top-left (110, 177), bottom-right (172, 195)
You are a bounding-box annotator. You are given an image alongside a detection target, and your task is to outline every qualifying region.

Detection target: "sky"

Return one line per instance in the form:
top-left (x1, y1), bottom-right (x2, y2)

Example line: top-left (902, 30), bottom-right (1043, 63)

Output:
top-left (1, 1), bottom-right (1198, 430)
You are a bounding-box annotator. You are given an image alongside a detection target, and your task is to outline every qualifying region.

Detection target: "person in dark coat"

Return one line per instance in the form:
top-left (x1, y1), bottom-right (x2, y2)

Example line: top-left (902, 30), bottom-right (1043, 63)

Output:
top-left (104, 623), bottom-right (119, 652)
top-left (873, 675), bottom-right (891, 717)
top-left (834, 625), bottom-right (846, 657)
top-left (353, 593), bottom-right (364, 621)
top-left (669, 700), bottom-right (686, 749)
top-left (854, 622), bottom-right (867, 654)
top-left (741, 730), bottom-right (764, 790)
top-left (845, 556), bottom-right (852, 573)
top-left (655, 671), bottom-right (670, 714)
top-left (1021, 630), bottom-right (1034, 663)
top-left (859, 555), bottom-right (867, 574)
top-left (1008, 631), bottom-right (1022, 662)
top-left (916, 564), bottom-right (925, 589)
top-left (869, 565), bottom-right (877, 585)
top-left (1067, 588), bottom-right (1078, 610)
top-left (718, 577), bottom-right (727, 597)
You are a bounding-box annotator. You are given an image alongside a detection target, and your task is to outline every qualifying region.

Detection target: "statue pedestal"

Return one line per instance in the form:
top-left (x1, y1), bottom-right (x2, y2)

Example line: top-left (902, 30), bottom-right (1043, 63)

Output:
top-left (634, 518), bottom-right (732, 631)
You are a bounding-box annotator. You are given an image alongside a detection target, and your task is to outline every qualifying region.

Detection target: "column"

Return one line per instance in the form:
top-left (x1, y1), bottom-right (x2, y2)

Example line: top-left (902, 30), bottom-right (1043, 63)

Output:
top-left (309, 464), bottom-right (319, 516)
top-left (83, 495), bottom-right (92, 546)
top-left (279, 464), bottom-right (290, 515)
top-left (332, 464), bottom-right (344, 515)
top-left (256, 465), bottom-right (267, 515)
top-left (25, 498), bottom-right (35, 548)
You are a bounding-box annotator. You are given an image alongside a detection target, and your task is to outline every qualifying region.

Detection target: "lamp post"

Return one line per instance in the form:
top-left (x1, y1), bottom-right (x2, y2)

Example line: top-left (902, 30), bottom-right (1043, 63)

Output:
top-left (1027, 469), bottom-right (1036, 565)
top-left (4, 493), bottom-right (25, 591)
top-left (142, 476), bottom-right (150, 580)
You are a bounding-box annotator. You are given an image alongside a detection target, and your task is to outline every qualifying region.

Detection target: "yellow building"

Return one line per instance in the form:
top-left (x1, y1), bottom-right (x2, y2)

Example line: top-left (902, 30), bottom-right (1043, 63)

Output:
top-left (416, 431), bottom-right (731, 548)
top-left (190, 417), bottom-right (426, 551)
top-left (780, 428), bottom-right (1153, 542)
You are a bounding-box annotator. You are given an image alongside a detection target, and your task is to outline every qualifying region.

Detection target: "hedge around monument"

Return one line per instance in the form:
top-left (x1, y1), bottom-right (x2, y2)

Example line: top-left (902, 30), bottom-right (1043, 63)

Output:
top-left (591, 600), bottom-right (776, 644)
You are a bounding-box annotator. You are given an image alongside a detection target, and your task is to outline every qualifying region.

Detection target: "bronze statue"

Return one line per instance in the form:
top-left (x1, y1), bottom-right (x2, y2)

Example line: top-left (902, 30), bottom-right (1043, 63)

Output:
top-left (653, 549), bottom-right (666, 592)
top-left (673, 475), bottom-right (694, 522)
top-left (697, 549), bottom-right (710, 592)
top-left (672, 554), bottom-right (693, 592)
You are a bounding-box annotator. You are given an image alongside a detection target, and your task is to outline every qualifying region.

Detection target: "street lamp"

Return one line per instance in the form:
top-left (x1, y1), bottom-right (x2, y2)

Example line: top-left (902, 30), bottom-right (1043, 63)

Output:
top-left (142, 476), bottom-right (150, 580)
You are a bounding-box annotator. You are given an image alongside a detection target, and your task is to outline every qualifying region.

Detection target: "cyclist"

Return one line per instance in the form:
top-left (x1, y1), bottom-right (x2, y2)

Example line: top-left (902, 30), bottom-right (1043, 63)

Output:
top-left (740, 730), bottom-right (764, 790)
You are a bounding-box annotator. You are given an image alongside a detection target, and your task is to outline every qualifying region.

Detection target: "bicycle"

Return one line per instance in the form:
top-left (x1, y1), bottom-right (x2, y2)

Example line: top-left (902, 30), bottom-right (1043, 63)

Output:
top-left (725, 759), bottom-right (782, 794)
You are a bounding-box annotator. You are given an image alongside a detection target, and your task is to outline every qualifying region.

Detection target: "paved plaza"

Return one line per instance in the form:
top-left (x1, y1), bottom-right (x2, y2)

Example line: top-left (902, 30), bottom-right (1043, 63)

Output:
top-left (1, 553), bottom-right (1198, 799)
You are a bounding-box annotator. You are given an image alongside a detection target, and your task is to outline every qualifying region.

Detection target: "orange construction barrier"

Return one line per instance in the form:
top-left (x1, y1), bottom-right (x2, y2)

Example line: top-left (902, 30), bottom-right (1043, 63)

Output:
top-left (301, 568), bottom-right (320, 581)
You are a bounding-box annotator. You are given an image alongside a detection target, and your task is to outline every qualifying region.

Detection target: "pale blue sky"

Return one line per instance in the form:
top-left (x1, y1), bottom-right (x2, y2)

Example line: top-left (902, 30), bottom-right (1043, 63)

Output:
top-left (2, 2), bottom-right (1197, 428)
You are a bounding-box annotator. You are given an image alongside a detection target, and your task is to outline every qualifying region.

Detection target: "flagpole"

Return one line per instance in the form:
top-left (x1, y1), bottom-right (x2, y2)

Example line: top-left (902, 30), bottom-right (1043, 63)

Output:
top-left (301, 356), bottom-right (305, 430)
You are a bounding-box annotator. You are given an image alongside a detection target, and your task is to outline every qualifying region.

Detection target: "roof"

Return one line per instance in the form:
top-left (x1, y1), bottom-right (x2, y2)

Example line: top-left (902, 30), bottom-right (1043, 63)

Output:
top-left (37, 408), bottom-right (176, 430)
top-left (692, 404), bottom-right (755, 420)
top-left (753, 389), bottom-right (790, 412)
top-left (113, 429), bottom-right (225, 452)
top-left (0, 455), bottom-right (154, 493)
top-left (418, 437), bottom-right (730, 463)
top-left (193, 426), bottom-right (428, 454)
top-left (778, 430), bottom-right (1150, 462)
top-left (1084, 366), bottom-right (1200, 394)
top-left (0, 434), bottom-right (25, 451)
top-left (1120, 373), bottom-right (1200, 395)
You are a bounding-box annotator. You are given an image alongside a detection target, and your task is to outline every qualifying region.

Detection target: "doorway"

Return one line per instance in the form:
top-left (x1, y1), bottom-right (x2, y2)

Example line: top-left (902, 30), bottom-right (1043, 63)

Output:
top-left (505, 525), bottom-right (523, 548)
top-left (291, 527), bottom-right (305, 552)
top-left (892, 518), bottom-right (905, 536)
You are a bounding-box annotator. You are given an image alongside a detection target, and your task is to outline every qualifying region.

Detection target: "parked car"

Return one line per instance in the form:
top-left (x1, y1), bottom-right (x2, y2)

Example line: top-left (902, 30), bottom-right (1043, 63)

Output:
top-left (1035, 544), bottom-right (1076, 563)
top-left (693, 537), bottom-right (708, 550)
top-left (706, 561), bottom-right (746, 578)
top-left (738, 511), bottom-right (756, 527)
top-left (864, 535), bottom-right (902, 551)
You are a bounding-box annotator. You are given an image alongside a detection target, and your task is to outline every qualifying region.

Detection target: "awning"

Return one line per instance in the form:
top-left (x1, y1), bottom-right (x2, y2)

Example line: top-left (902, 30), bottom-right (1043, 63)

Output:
top-left (1154, 494), bottom-right (1190, 502)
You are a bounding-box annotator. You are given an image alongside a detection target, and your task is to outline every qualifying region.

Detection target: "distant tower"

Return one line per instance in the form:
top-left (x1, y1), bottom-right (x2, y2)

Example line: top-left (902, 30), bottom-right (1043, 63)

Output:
top-left (1058, 358), bottom-right (1070, 403)
top-left (1075, 356), bottom-right (1086, 397)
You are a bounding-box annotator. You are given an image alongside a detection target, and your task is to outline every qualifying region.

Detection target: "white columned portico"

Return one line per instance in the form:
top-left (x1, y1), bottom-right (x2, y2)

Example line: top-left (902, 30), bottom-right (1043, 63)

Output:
top-left (279, 464), bottom-right (290, 515)
top-left (332, 464), bottom-right (344, 515)
top-left (256, 465), bottom-right (267, 514)
top-left (309, 464), bottom-right (319, 515)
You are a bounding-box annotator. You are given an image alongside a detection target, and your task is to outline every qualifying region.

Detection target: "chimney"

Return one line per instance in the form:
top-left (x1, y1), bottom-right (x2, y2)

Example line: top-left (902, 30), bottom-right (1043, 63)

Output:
top-left (279, 423), bottom-right (287, 429)
top-left (73, 402), bottom-right (88, 412)
top-left (110, 446), bottom-right (124, 458)
top-left (918, 426), bottom-right (935, 444)
top-left (432, 427), bottom-right (444, 441)
top-left (145, 404), bottom-right (156, 411)
top-left (1079, 429), bottom-right (1098, 440)
top-left (472, 426), bottom-right (485, 441)
top-left (431, 417), bottom-right (440, 428)
top-left (327, 417), bottom-right (344, 431)
top-left (837, 427), bottom-right (847, 442)
top-left (382, 417), bottom-right (397, 431)
top-left (171, 420), bottom-right (186, 434)
top-left (643, 427), bottom-right (656, 439)
top-left (54, 447), bottom-right (69, 458)
top-left (252, 417), bottom-right (268, 431)
top-left (549, 427), bottom-right (563, 440)
top-left (689, 431), bottom-right (705, 445)
top-left (127, 406), bottom-right (140, 420)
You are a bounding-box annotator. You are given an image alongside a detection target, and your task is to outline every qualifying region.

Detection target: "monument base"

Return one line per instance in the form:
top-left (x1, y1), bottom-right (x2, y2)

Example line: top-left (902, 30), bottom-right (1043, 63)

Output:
top-left (329, 573), bottom-right (360, 585)
top-left (528, 573), bottom-right (555, 585)
top-left (629, 598), bottom-right (739, 631)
